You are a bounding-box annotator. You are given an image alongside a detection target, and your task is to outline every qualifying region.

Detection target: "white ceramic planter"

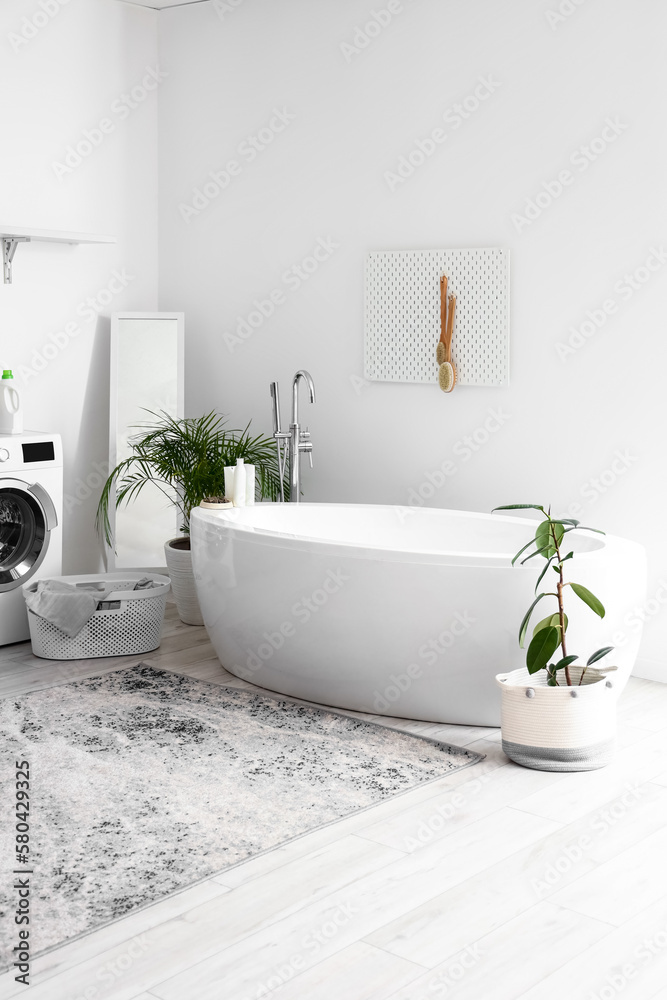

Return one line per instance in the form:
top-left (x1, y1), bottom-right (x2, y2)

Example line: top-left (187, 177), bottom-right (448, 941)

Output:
top-left (164, 537), bottom-right (204, 626)
top-left (199, 498), bottom-right (233, 511)
top-left (496, 666), bottom-right (617, 771)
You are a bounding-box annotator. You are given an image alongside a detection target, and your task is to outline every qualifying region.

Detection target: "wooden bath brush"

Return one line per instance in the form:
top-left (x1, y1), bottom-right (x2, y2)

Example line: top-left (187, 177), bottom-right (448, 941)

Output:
top-left (436, 275), bottom-right (448, 365)
top-left (438, 288), bottom-right (457, 393)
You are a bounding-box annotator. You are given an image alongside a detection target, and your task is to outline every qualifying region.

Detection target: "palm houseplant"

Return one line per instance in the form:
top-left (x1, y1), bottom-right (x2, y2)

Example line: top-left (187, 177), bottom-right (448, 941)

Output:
top-left (97, 410), bottom-right (286, 625)
top-left (493, 503), bottom-right (618, 772)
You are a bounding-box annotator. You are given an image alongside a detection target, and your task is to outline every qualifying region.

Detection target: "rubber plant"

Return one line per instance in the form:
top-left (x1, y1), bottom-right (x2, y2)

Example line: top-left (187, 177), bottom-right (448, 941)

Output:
top-left (96, 410), bottom-right (287, 548)
top-left (493, 503), bottom-right (615, 686)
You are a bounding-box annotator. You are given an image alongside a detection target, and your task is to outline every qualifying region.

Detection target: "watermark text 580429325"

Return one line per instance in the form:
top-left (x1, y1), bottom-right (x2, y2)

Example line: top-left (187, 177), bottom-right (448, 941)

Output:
top-left (13, 760), bottom-right (32, 986)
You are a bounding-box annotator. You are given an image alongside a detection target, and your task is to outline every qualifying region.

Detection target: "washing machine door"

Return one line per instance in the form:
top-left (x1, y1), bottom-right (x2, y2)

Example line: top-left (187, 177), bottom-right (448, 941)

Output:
top-left (0, 479), bottom-right (58, 593)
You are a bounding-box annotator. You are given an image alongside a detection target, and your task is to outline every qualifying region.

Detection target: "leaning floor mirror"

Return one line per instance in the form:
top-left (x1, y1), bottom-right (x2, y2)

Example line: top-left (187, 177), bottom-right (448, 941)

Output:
top-left (107, 312), bottom-right (184, 571)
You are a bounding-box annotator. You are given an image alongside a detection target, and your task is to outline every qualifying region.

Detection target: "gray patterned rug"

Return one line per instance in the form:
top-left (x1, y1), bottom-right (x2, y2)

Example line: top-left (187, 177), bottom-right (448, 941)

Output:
top-left (0, 664), bottom-right (483, 967)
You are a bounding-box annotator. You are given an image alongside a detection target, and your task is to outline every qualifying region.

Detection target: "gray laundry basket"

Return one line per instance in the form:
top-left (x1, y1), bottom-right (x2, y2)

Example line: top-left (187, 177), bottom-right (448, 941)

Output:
top-left (23, 573), bottom-right (171, 660)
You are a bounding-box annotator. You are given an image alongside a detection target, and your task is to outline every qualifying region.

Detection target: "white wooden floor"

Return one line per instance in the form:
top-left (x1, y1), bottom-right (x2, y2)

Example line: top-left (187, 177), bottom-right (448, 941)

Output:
top-left (2, 600), bottom-right (667, 1000)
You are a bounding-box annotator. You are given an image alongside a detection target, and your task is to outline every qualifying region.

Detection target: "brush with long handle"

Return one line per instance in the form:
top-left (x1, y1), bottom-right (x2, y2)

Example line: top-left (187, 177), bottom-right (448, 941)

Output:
top-left (438, 293), bottom-right (457, 393)
top-left (436, 275), bottom-right (448, 365)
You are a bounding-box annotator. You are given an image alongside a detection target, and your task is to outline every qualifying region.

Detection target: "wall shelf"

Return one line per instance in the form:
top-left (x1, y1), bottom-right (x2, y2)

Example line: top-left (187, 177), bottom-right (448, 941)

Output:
top-left (0, 226), bottom-right (116, 285)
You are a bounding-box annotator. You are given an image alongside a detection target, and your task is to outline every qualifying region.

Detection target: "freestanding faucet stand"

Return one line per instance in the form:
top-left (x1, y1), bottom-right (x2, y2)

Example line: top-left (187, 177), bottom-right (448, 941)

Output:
top-left (270, 370), bottom-right (315, 502)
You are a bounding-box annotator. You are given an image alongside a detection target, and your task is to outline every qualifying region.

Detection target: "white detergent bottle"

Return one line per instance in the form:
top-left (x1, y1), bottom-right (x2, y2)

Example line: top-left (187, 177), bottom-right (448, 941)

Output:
top-left (232, 457), bottom-right (246, 507)
top-left (0, 370), bottom-right (23, 434)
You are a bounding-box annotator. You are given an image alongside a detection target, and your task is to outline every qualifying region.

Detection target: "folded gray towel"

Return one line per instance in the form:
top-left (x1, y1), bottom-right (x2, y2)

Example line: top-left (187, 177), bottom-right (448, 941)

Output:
top-left (24, 580), bottom-right (103, 637)
top-left (133, 577), bottom-right (154, 591)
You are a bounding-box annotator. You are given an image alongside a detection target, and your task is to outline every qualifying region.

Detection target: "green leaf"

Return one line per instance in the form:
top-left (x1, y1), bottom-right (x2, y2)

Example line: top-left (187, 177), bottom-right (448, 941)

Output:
top-left (534, 556), bottom-right (556, 593)
top-left (562, 524), bottom-right (606, 537)
top-left (535, 519), bottom-right (564, 558)
top-left (558, 519), bottom-right (580, 526)
top-left (526, 626), bottom-right (561, 674)
top-left (533, 612), bottom-right (568, 637)
top-left (586, 646), bottom-right (614, 666)
top-left (521, 545), bottom-right (553, 565)
top-left (552, 551), bottom-right (575, 572)
top-left (511, 536), bottom-right (541, 567)
top-left (570, 584), bottom-right (606, 618)
top-left (552, 654), bottom-right (579, 671)
top-left (518, 593), bottom-right (551, 648)
top-left (492, 504), bottom-right (545, 512)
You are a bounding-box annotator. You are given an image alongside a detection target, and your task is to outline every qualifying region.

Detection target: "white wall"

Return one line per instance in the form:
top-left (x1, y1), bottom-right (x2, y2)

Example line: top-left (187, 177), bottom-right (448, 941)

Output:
top-left (5, 0), bottom-right (662, 676)
top-left (156, 0), bottom-right (667, 679)
top-left (0, 0), bottom-right (159, 572)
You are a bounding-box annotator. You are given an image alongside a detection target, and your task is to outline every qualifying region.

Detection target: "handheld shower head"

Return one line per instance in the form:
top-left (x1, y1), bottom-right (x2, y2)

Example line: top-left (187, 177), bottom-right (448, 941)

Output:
top-left (270, 381), bottom-right (282, 435)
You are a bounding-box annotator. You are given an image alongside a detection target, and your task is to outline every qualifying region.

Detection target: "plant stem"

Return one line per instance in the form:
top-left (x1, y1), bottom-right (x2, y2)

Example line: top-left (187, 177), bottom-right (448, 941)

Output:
top-left (550, 519), bottom-right (572, 686)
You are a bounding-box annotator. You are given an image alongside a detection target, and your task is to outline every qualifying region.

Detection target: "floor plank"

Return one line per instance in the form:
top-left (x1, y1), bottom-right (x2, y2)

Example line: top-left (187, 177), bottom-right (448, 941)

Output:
top-left (513, 897), bottom-right (667, 1000)
top-left (245, 941), bottom-right (426, 1000)
top-left (549, 824), bottom-right (667, 925)
top-left (383, 902), bottom-right (613, 1000)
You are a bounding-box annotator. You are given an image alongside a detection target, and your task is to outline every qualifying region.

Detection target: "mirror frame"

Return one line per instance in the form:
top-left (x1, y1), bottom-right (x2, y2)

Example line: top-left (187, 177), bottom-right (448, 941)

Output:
top-left (108, 311), bottom-right (185, 571)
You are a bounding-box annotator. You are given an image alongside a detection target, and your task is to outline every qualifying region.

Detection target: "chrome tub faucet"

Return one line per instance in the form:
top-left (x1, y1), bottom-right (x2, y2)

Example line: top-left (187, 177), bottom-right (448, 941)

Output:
top-left (270, 370), bottom-right (316, 502)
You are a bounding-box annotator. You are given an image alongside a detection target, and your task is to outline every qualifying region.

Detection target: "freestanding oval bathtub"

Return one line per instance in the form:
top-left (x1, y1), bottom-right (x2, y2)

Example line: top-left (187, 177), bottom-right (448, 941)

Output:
top-left (190, 504), bottom-right (646, 726)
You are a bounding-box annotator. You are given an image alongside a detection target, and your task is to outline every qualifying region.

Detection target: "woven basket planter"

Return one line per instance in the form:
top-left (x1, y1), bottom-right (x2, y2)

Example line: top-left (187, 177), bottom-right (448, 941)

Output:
top-left (496, 666), bottom-right (617, 771)
top-left (164, 537), bottom-right (204, 626)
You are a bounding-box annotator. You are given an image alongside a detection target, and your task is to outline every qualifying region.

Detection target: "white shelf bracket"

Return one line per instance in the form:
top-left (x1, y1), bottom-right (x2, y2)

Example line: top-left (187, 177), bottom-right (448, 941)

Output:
top-left (2, 237), bottom-right (30, 285)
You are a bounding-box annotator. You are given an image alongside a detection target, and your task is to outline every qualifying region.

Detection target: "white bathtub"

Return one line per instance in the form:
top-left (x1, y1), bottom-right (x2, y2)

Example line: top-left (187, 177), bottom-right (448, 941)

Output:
top-left (190, 504), bottom-right (646, 726)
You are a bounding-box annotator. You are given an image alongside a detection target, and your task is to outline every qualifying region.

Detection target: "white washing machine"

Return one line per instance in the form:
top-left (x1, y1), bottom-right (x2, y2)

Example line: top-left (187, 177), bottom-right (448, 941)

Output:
top-left (0, 431), bottom-right (63, 645)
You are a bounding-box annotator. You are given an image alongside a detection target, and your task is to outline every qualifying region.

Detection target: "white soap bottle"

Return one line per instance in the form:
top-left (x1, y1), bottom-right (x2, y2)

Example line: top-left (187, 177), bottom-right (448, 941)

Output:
top-left (0, 370), bottom-right (23, 434)
top-left (232, 457), bottom-right (246, 507)
top-left (224, 466), bottom-right (236, 500)
top-left (245, 465), bottom-right (256, 505)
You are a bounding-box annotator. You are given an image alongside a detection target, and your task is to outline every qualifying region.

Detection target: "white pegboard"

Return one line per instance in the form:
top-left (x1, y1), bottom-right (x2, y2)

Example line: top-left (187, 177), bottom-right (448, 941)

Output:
top-left (364, 248), bottom-right (510, 386)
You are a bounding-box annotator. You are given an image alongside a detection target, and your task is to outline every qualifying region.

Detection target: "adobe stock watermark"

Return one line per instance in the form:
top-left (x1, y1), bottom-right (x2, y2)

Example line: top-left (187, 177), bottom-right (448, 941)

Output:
top-left (555, 247), bottom-right (667, 361)
top-left (372, 612), bottom-right (476, 713)
top-left (402, 765), bottom-right (495, 852)
top-left (606, 577), bottom-right (667, 652)
top-left (588, 919), bottom-right (667, 1000)
top-left (531, 782), bottom-right (646, 896)
top-left (395, 407), bottom-right (511, 513)
top-left (428, 943), bottom-right (484, 996)
top-left (16, 269), bottom-right (135, 384)
top-left (222, 236), bottom-right (339, 352)
top-left (234, 569), bottom-right (350, 680)
top-left (8, 0), bottom-right (72, 54)
top-left (52, 68), bottom-right (167, 180)
top-left (179, 107), bottom-right (295, 223)
top-left (64, 461), bottom-right (109, 516)
top-left (70, 933), bottom-right (151, 1000)
top-left (339, 0), bottom-right (415, 64)
top-left (212, 0), bottom-right (246, 19)
top-left (253, 901), bottom-right (358, 998)
top-left (559, 448), bottom-right (639, 518)
top-left (511, 117), bottom-right (628, 233)
top-left (384, 75), bottom-right (501, 192)
top-left (545, 0), bottom-right (590, 31)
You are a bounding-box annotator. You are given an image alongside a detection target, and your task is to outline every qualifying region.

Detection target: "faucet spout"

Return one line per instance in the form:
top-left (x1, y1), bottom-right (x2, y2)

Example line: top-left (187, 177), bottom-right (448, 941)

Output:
top-left (292, 369), bottom-right (316, 427)
top-left (289, 370), bottom-right (316, 502)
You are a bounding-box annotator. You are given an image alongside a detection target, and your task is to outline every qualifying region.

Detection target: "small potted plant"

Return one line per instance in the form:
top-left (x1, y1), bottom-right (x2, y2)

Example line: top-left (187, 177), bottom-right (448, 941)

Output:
top-left (493, 503), bottom-right (617, 772)
top-left (97, 410), bottom-right (286, 624)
